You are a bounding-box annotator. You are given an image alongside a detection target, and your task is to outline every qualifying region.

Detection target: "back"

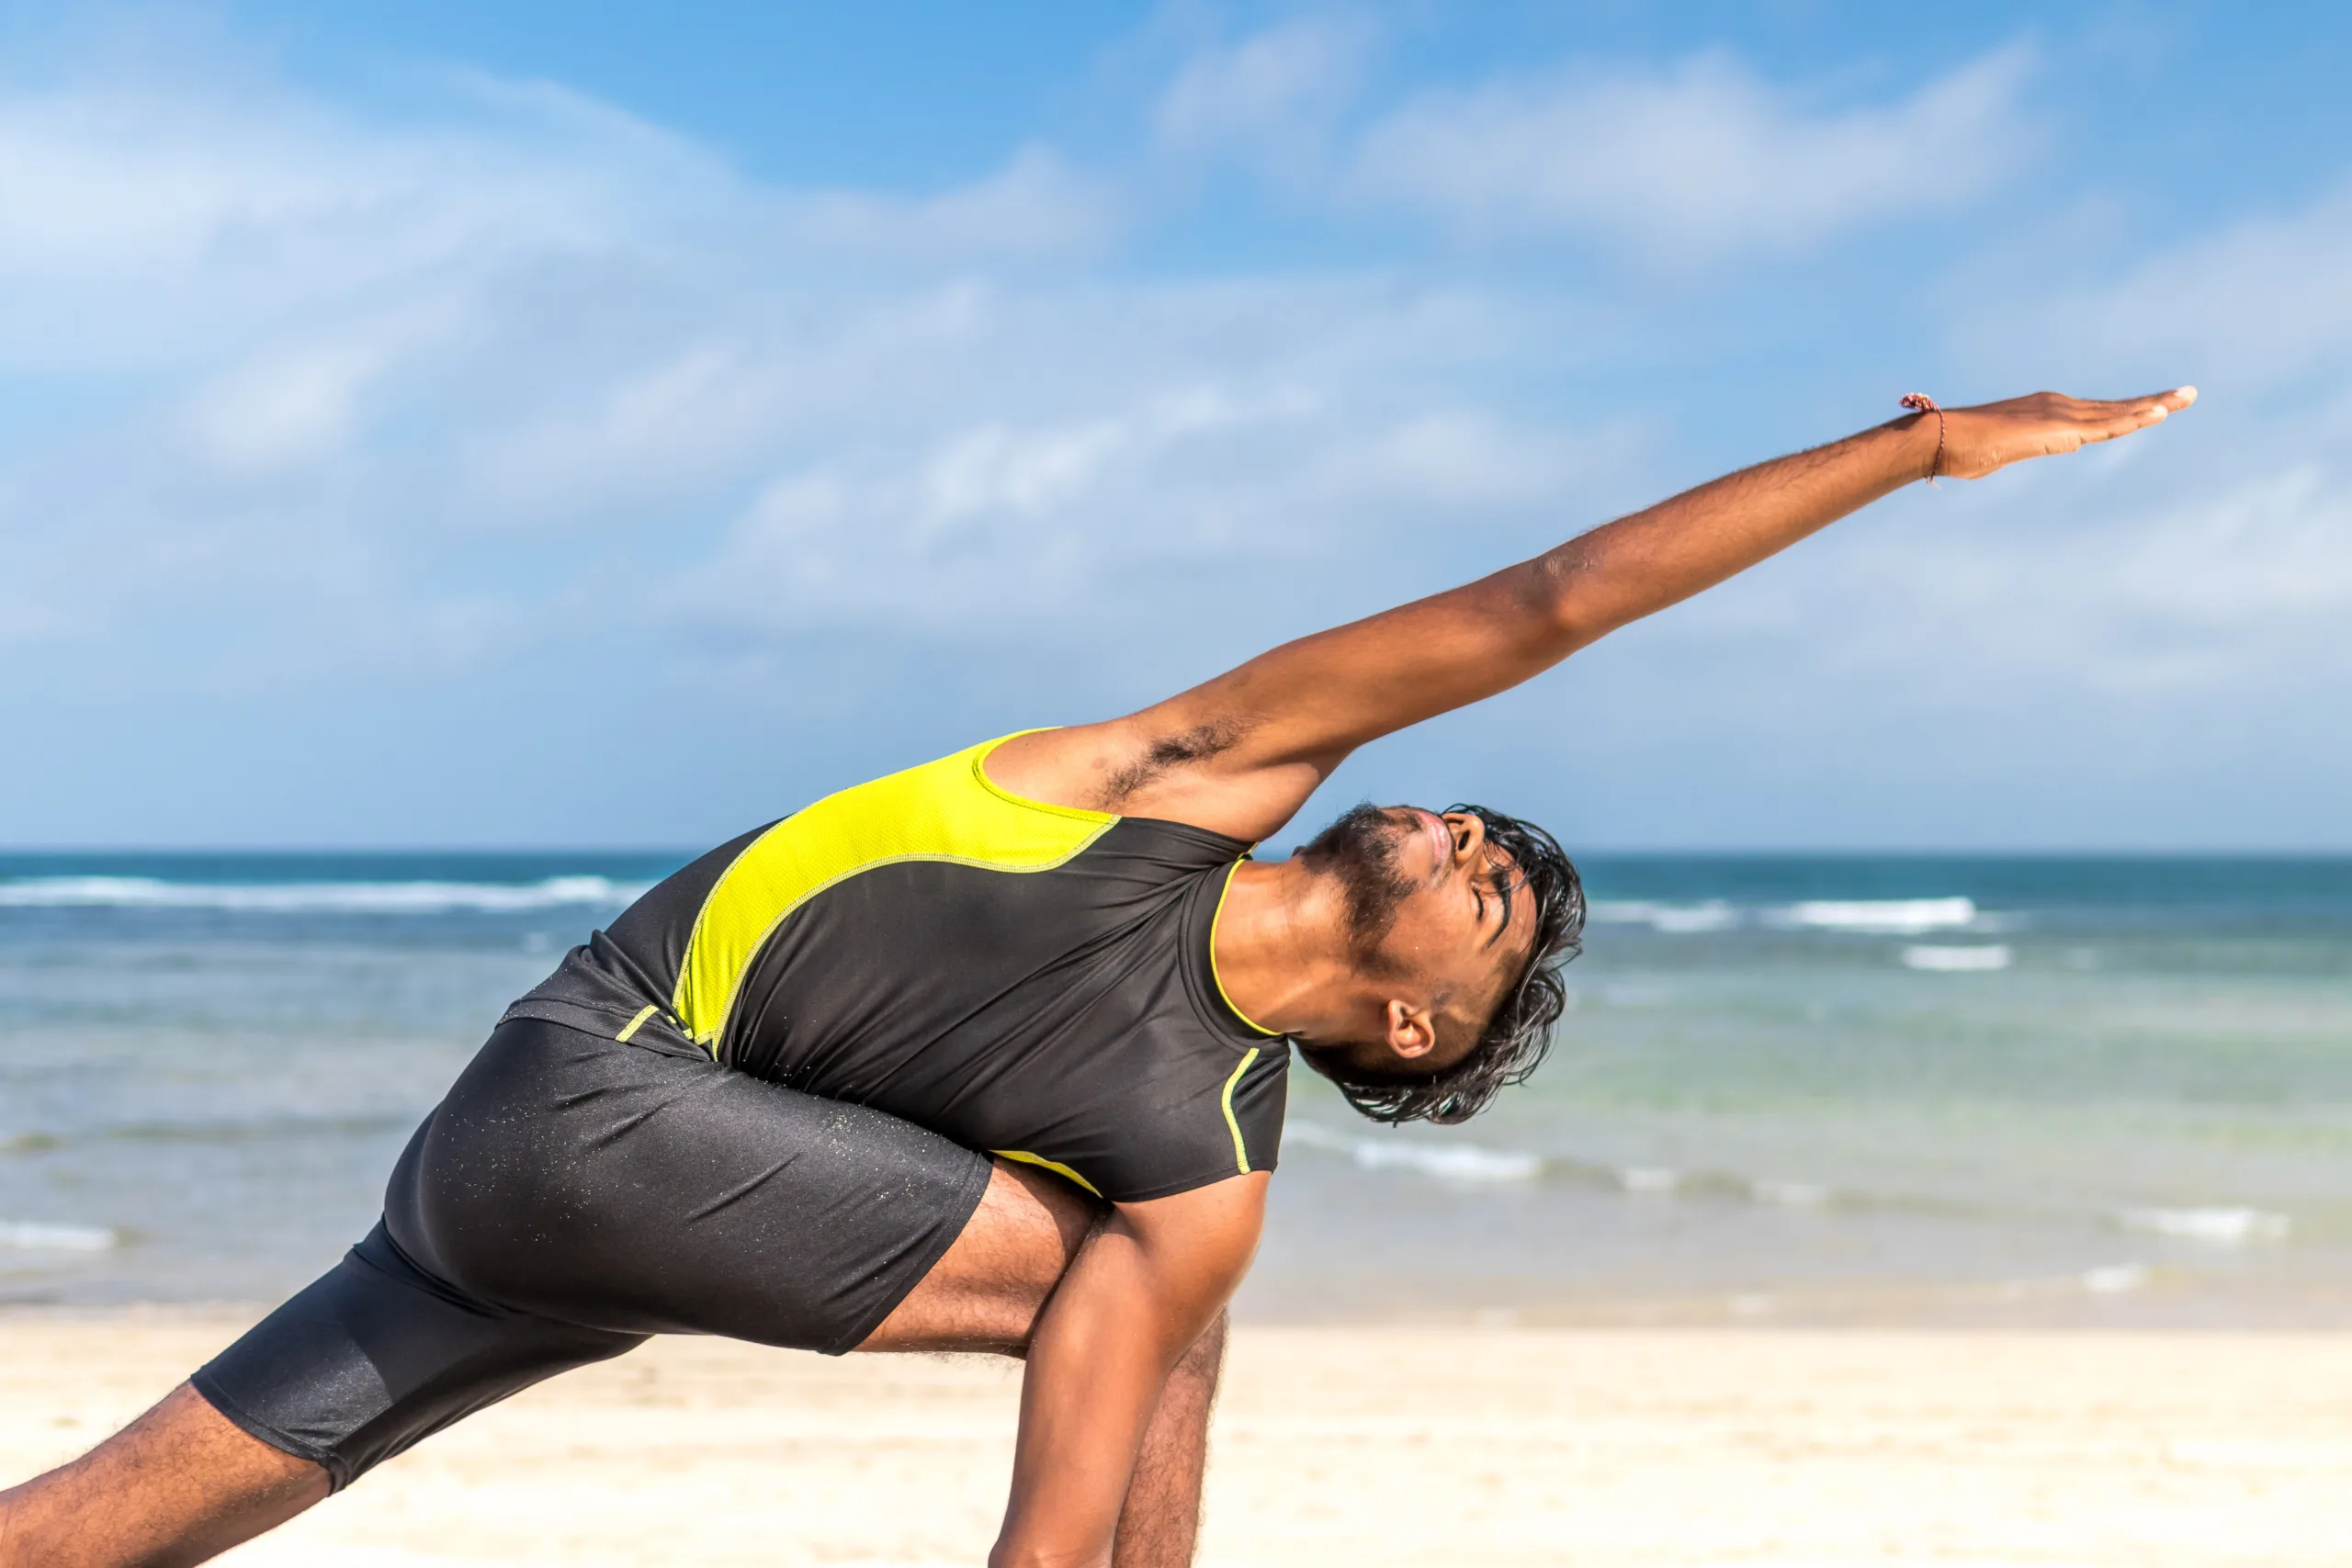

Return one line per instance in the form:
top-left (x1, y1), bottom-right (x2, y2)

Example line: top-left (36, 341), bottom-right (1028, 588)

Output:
top-left (513, 735), bottom-right (1289, 1202)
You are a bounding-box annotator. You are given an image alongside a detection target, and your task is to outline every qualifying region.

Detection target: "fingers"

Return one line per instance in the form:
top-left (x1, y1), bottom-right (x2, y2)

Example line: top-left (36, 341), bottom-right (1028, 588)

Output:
top-left (2082, 386), bottom-right (2195, 441)
top-left (2079, 387), bottom-right (2195, 421)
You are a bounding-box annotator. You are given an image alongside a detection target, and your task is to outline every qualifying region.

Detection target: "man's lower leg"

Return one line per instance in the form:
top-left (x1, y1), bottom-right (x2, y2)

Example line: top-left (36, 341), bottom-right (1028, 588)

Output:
top-left (6, 1159), bottom-right (1223, 1568)
top-left (1114, 1312), bottom-right (1226, 1568)
top-left (860, 1158), bottom-right (1225, 1567)
top-left (0, 1382), bottom-right (327, 1568)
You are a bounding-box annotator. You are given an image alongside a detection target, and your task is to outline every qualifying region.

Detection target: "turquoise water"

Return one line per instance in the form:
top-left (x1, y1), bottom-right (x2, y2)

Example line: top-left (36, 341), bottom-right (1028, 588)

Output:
top-left (4, 852), bottom-right (2349, 1325)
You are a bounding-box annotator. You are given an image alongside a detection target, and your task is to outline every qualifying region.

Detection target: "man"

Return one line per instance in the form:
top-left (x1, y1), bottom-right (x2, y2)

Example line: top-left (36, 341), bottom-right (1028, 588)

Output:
top-left (0, 387), bottom-right (2190, 1567)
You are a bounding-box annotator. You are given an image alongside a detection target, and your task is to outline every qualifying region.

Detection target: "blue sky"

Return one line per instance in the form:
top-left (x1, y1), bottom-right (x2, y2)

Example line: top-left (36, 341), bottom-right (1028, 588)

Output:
top-left (2, 2), bottom-right (2347, 850)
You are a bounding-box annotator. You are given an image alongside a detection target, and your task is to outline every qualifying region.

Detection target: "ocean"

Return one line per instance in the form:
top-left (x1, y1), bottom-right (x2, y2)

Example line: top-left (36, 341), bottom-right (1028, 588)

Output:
top-left (4, 852), bottom-right (2349, 1327)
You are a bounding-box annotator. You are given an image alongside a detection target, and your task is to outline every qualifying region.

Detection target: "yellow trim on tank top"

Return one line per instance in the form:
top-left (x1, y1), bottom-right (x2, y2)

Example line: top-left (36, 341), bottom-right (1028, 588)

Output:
top-left (1208, 860), bottom-right (1280, 1037)
top-left (672, 733), bottom-right (1115, 1051)
top-left (1221, 1047), bottom-right (1261, 1175)
top-left (992, 1148), bottom-right (1103, 1199)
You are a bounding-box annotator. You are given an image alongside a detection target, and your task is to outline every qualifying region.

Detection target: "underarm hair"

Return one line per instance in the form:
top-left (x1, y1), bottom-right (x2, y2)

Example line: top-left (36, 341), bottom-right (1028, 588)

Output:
top-left (1100, 718), bottom-right (1249, 805)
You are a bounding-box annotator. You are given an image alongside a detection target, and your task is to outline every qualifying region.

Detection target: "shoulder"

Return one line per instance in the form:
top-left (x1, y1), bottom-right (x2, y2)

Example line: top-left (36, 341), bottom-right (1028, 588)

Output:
top-left (1115, 1169), bottom-right (1272, 1278)
top-left (979, 721), bottom-right (1302, 842)
top-left (1092, 1041), bottom-right (1290, 1204)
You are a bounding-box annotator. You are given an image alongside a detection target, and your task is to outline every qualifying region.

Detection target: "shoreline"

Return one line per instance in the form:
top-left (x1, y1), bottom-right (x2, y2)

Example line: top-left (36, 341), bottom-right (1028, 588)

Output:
top-left (12, 1295), bottom-right (2352, 1332)
top-left (6, 1312), bottom-right (2350, 1565)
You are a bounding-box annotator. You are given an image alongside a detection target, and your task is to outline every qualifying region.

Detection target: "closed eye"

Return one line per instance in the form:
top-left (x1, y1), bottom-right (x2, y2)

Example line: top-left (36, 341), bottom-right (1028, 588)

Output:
top-left (1473, 879), bottom-right (1507, 948)
top-left (1476, 859), bottom-right (1520, 950)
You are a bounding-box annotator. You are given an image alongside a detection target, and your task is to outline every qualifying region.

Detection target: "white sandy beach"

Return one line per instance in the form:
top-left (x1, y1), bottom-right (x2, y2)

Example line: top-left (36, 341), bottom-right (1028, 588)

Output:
top-left (6, 1314), bottom-right (2349, 1566)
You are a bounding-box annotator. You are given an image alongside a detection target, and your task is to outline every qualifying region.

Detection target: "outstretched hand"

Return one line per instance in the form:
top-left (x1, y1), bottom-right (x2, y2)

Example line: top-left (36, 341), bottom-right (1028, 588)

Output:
top-left (1930, 387), bottom-right (2196, 480)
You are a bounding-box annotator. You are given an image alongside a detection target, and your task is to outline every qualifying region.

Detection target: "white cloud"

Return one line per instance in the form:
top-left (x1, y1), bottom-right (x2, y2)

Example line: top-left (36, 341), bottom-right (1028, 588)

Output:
top-left (0, 53), bottom-right (1138, 658)
top-left (0, 73), bottom-right (697, 367)
top-left (1617, 413), bottom-right (2352, 747)
top-left (1349, 48), bottom-right (2037, 256)
top-left (784, 146), bottom-right (1123, 260)
top-left (2008, 182), bottom-right (2352, 391)
top-left (676, 372), bottom-right (1600, 636)
top-left (0, 68), bottom-right (1110, 378)
top-left (1, 26), bottom-right (2345, 847)
top-left (1154, 17), bottom-right (1368, 163)
top-left (176, 306), bottom-right (459, 474)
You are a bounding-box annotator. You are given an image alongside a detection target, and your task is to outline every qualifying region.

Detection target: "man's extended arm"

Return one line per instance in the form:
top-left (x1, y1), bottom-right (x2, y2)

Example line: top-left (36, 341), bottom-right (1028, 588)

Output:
top-left (989, 388), bottom-right (2193, 840)
top-left (989, 1175), bottom-right (1267, 1568)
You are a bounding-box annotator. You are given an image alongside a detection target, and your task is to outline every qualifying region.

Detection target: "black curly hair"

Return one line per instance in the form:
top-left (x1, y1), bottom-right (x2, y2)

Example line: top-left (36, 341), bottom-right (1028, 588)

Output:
top-left (1295, 804), bottom-right (1584, 1125)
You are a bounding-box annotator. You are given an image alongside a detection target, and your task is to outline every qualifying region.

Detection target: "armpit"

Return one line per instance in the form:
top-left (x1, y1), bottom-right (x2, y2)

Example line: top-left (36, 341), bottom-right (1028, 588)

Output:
top-left (1098, 717), bottom-right (1250, 806)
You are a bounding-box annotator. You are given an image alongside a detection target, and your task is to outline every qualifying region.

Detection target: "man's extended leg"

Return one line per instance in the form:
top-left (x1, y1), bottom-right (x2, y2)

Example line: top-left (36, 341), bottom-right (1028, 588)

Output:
top-left (1114, 1311), bottom-right (1226, 1568)
top-left (1, 1160), bottom-right (1222, 1568)
top-left (0, 1384), bottom-right (326, 1568)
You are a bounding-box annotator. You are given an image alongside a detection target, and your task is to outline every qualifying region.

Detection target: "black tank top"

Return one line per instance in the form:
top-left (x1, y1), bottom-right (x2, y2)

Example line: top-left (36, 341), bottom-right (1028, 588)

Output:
top-left (508, 734), bottom-right (1288, 1202)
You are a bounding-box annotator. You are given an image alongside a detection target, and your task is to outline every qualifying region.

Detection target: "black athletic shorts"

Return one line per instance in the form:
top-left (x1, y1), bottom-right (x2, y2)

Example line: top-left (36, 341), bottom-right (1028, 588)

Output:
top-left (191, 1015), bottom-right (995, 1490)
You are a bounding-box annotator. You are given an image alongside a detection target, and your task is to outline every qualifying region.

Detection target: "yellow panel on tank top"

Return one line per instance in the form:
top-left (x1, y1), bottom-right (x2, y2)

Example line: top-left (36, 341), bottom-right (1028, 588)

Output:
top-left (673, 733), bottom-right (1114, 1050)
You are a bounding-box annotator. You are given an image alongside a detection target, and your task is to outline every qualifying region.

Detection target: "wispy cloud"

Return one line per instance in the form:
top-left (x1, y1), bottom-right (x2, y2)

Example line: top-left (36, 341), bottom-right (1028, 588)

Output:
top-left (678, 375), bottom-right (1599, 635)
top-left (1153, 17), bottom-right (1370, 167)
top-left (783, 146), bottom-right (1124, 260)
top-left (0, 56), bottom-right (1140, 657)
top-left (2008, 181), bottom-right (2352, 391)
top-left (0, 20), bottom-right (2343, 846)
top-left (1347, 48), bottom-right (2038, 257)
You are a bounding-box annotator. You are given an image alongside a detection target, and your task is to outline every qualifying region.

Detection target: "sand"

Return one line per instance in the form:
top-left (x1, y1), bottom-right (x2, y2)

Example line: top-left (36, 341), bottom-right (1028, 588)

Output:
top-left (6, 1314), bottom-right (2350, 1567)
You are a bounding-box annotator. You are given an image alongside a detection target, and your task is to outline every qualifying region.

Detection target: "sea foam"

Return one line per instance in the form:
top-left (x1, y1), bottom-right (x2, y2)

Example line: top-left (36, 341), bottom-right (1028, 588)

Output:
top-left (1750, 1178), bottom-right (1834, 1207)
top-left (1784, 897), bottom-right (1977, 934)
top-left (1587, 900), bottom-right (1740, 933)
top-left (1590, 897), bottom-right (1994, 937)
top-left (1901, 943), bottom-right (2012, 972)
top-left (0, 875), bottom-right (643, 914)
top-left (0, 1220), bottom-right (117, 1252)
top-left (2121, 1207), bottom-right (2290, 1246)
top-left (1285, 1122), bottom-right (1544, 1183)
top-left (2079, 1263), bottom-right (2152, 1294)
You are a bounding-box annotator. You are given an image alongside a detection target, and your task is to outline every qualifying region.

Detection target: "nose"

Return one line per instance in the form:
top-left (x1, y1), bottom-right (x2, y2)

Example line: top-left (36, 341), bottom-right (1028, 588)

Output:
top-left (1442, 810), bottom-right (1486, 862)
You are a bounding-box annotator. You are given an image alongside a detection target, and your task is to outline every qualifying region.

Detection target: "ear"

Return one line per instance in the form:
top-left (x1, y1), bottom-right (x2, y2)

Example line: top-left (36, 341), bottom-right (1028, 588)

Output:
top-left (1383, 998), bottom-right (1439, 1059)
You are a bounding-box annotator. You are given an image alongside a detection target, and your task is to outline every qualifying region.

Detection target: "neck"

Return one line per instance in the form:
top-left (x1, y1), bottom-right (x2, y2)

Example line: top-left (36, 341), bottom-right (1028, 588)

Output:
top-left (1213, 858), bottom-right (1367, 1042)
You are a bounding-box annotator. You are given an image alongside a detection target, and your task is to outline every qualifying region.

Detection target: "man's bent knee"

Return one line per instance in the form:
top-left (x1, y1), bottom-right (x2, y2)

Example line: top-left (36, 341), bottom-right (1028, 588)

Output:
top-left (857, 1157), bottom-right (1103, 1355)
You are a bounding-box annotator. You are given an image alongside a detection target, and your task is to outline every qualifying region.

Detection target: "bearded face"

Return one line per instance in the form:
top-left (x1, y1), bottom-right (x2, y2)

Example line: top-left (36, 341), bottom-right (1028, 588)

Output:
top-left (1295, 805), bottom-right (1418, 964)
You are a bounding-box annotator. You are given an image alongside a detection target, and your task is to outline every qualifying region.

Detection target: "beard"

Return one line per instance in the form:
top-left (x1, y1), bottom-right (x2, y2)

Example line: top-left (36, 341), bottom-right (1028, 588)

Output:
top-left (1297, 805), bottom-right (1417, 961)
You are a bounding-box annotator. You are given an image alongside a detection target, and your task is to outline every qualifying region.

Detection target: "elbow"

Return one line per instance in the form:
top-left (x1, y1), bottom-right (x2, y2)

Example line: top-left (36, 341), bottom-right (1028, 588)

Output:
top-left (1525, 553), bottom-right (1607, 653)
top-left (1545, 602), bottom-right (1607, 655)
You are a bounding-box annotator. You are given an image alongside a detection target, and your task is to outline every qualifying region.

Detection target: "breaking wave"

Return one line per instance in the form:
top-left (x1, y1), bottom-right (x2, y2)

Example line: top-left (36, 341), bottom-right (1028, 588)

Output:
top-left (1589, 896), bottom-right (1992, 936)
top-left (0, 1220), bottom-right (118, 1253)
top-left (0, 875), bottom-right (643, 914)
top-left (1283, 1122), bottom-right (1544, 1183)
top-left (1784, 897), bottom-right (1978, 934)
top-left (1902, 943), bottom-right (2013, 972)
top-left (1587, 900), bottom-right (1740, 933)
top-left (2120, 1207), bottom-right (2291, 1246)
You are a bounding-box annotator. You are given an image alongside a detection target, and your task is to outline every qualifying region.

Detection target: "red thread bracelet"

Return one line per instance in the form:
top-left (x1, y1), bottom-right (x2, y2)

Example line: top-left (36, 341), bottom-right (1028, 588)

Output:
top-left (1900, 392), bottom-right (1945, 485)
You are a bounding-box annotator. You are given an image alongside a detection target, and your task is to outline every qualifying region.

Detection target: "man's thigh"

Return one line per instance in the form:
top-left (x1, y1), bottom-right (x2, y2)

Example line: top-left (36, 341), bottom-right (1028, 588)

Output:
top-left (857, 1157), bottom-right (1104, 1355)
top-left (388, 1015), bottom-right (1001, 1352)
top-left (195, 1016), bottom-right (1014, 1490)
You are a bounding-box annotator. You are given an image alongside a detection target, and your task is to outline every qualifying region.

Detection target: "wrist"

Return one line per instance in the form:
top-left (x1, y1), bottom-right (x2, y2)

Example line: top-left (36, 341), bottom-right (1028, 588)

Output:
top-left (1893, 393), bottom-right (1947, 483)
top-left (1910, 414), bottom-right (1941, 481)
